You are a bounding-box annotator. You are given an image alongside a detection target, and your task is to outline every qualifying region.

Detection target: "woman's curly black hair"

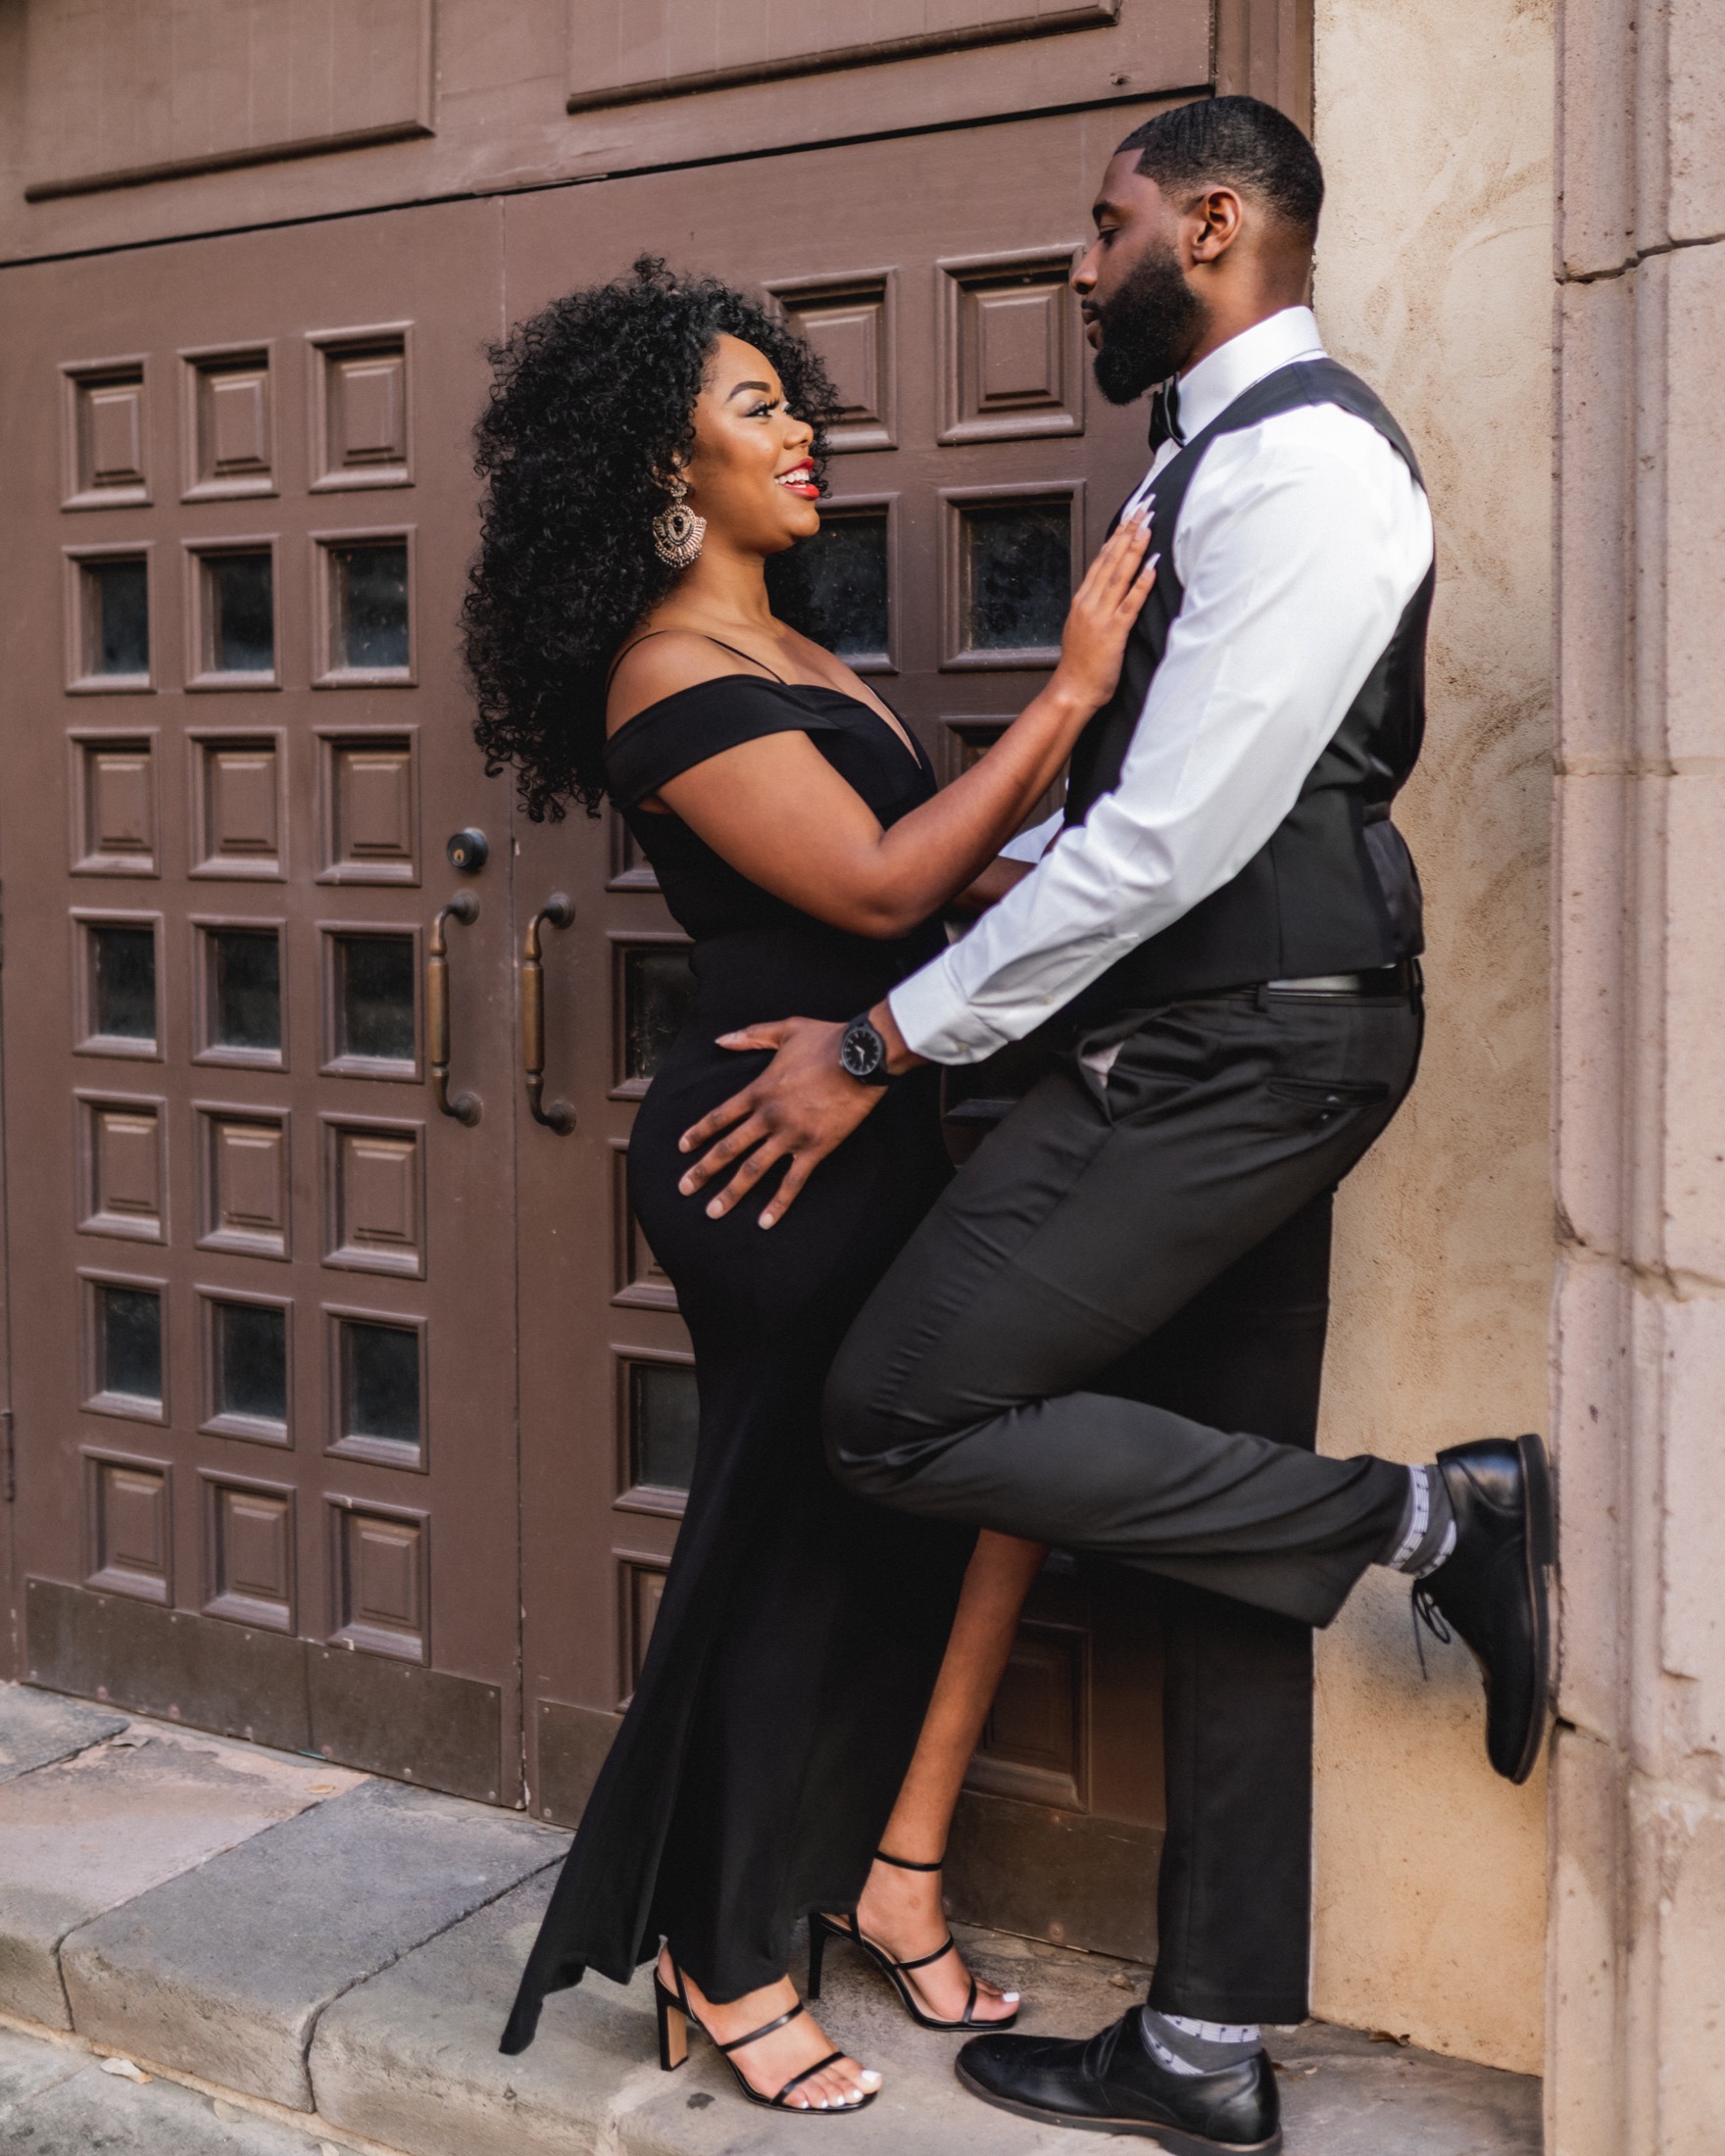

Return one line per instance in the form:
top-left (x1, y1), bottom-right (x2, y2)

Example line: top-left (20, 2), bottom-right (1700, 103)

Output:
top-left (463, 256), bottom-right (843, 820)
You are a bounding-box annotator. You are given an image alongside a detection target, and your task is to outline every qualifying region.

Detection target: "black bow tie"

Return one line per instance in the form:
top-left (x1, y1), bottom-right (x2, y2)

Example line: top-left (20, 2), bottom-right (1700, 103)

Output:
top-left (1149, 375), bottom-right (1185, 453)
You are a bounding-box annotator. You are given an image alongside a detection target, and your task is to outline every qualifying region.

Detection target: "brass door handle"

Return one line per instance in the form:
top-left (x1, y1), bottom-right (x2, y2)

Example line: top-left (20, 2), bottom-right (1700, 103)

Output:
top-left (428, 893), bottom-right (482, 1126)
top-left (523, 895), bottom-right (576, 1134)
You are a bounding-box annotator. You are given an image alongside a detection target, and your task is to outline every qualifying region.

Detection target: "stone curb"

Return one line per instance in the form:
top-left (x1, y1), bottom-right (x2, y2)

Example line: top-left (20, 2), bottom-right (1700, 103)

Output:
top-left (62, 1779), bottom-right (567, 2109)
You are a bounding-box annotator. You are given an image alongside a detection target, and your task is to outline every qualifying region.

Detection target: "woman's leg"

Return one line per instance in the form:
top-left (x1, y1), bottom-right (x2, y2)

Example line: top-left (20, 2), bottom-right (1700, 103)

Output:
top-left (848, 1530), bottom-right (1048, 2021)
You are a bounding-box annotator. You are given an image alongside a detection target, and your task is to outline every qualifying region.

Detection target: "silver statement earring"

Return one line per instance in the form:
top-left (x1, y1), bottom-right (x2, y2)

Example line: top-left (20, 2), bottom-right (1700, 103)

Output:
top-left (651, 475), bottom-right (706, 568)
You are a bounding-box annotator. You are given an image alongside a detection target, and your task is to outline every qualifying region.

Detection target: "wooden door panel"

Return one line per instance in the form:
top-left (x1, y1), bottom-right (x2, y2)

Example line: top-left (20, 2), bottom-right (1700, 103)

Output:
top-left (509, 107), bottom-right (1170, 1951)
top-left (567, 0), bottom-right (1128, 110)
top-left (0, 200), bottom-right (523, 1803)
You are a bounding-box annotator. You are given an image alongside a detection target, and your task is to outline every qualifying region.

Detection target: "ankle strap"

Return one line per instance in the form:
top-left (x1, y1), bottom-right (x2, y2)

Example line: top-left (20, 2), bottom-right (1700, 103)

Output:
top-left (891, 1933), bottom-right (959, 1975)
top-left (717, 2000), bottom-right (807, 2055)
top-left (875, 1847), bottom-right (944, 1873)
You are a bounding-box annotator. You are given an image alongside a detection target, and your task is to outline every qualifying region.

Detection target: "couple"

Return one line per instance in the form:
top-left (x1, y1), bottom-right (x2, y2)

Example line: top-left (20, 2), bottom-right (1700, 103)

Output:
top-left (469, 96), bottom-right (1552, 2155)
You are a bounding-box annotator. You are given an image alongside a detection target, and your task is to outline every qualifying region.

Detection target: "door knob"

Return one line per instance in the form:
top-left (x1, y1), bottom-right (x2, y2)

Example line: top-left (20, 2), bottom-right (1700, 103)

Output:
top-left (522, 895), bottom-right (576, 1135)
top-left (427, 893), bottom-right (481, 1126)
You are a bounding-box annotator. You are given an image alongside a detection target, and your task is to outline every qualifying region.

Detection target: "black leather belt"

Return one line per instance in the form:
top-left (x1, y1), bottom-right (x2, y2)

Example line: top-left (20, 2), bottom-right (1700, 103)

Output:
top-left (1265, 960), bottom-right (1420, 997)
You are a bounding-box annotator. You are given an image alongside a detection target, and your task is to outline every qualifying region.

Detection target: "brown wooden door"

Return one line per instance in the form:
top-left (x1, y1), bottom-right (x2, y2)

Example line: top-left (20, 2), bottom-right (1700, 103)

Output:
top-left (0, 200), bottom-right (529, 1804)
top-left (1, 0), bottom-right (1296, 1959)
top-left (511, 102), bottom-right (1172, 1956)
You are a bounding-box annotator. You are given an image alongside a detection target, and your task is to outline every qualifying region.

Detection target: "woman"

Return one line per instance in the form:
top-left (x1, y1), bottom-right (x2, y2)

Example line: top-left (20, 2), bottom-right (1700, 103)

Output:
top-left (468, 258), bottom-right (1151, 2114)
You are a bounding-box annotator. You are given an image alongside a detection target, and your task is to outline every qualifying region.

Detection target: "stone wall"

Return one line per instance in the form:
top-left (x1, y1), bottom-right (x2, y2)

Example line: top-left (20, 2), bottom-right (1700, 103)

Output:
top-left (1549, 0), bottom-right (1725, 2148)
top-left (1306, 0), bottom-right (1557, 2076)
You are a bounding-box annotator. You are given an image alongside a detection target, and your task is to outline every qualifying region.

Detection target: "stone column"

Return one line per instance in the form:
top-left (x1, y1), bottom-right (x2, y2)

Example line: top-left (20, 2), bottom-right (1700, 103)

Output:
top-left (1550, 1), bottom-right (1725, 2149)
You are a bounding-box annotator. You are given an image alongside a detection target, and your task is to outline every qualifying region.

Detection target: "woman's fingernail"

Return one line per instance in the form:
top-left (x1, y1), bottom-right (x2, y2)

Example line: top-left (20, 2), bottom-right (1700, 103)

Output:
top-left (678, 1177), bottom-right (694, 1195)
top-left (759, 1212), bottom-right (775, 1229)
top-left (706, 1200), bottom-right (723, 1218)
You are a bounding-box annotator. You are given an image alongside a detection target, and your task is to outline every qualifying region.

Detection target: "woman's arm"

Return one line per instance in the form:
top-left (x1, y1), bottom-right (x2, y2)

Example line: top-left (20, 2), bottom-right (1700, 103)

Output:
top-left (627, 518), bottom-right (1152, 940)
top-left (947, 856), bottom-right (1032, 917)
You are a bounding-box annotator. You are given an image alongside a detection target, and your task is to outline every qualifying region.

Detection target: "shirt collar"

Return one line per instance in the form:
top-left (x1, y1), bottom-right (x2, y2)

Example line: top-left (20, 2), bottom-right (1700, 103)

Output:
top-left (1172, 304), bottom-right (1326, 441)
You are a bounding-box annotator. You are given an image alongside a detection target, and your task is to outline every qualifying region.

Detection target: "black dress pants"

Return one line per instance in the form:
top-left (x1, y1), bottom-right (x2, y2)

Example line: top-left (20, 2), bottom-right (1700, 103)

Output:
top-left (823, 984), bottom-right (1423, 2022)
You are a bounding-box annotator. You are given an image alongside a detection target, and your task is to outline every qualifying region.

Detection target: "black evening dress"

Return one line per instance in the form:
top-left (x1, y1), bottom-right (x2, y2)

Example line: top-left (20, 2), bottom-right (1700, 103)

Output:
top-left (501, 669), bottom-right (974, 2048)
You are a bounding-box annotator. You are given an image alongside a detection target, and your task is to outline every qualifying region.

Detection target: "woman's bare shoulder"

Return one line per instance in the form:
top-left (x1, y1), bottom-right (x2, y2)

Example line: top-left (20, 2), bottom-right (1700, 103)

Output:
top-left (604, 630), bottom-right (748, 734)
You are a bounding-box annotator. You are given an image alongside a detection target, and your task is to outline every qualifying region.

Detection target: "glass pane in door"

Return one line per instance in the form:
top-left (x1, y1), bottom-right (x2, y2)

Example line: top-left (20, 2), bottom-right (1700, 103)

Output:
top-left (628, 1360), bottom-right (699, 1494)
top-left (777, 511), bottom-right (889, 662)
top-left (330, 543), bottom-right (410, 670)
top-left (90, 925), bottom-right (156, 1042)
top-left (97, 1284), bottom-right (162, 1402)
top-left (209, 929), bottom-right (281, 1052)
top-left (621, 948), bottom-right (697, 1085)
top-left (340, 1319), bottom-right (420, 1446)
top-left (214, 1300), bottom-right (288, 1425)
top-left (82, 558), bottom-right (149, 676)
top-left (335, 935), bottom-right (416, 1063)
top-left (961, 501), bottom-right (1070, 653)
top-left (207, 552), bottom-right (275, 673)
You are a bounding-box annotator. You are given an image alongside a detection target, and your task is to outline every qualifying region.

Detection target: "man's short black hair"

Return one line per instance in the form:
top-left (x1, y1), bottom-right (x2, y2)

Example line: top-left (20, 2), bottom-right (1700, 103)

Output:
top-left (1116, 95), bottom-right (1323, 241)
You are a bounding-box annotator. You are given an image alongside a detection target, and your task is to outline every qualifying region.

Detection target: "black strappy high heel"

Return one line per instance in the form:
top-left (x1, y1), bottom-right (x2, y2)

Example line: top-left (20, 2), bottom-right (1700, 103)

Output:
top-left (653, 1955), bottom-right (876, 2114)
top-left (808, 1848), bottom-right (1020, 2033)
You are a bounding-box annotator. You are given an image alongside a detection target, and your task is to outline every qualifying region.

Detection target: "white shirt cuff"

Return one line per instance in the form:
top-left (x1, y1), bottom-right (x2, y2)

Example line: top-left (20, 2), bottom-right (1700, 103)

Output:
top-left (887, 950), bottom-right (1013, 1066)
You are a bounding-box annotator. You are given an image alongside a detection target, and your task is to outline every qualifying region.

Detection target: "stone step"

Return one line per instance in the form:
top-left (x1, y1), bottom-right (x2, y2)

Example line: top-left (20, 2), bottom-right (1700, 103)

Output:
top-left (0, 1682), bottom-right (1542, 2156)
top-left (63, 1776), bottom-right (567, 2110)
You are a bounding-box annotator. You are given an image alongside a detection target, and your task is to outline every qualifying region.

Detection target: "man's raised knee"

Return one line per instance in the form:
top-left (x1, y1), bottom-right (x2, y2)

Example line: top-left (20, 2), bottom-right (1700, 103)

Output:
top-left (820, 1329), bottom-right (898, 1495)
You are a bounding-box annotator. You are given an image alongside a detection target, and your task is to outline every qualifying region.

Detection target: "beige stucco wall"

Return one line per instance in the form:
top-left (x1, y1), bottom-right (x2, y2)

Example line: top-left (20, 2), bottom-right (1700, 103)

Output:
top-left (1306, 0), bottom-right (1556, 2077)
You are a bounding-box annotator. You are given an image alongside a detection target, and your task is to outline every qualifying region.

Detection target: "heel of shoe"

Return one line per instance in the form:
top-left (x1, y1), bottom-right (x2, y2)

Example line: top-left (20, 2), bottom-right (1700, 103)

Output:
top-left (807, 1914), bottom-right (827, 2000)
top-left (1519, 1432), bottom-right (1555, 1568)
top-left (654, 1976), bottom-right (689, 2072)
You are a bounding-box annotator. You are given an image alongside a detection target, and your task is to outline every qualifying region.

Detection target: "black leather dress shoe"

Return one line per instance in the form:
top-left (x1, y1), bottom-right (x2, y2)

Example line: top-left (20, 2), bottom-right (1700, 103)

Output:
top-left (957, 2009), bottom-right (1281, 2153)
top-left (1418, 1433), bottom-right (1554, 1784)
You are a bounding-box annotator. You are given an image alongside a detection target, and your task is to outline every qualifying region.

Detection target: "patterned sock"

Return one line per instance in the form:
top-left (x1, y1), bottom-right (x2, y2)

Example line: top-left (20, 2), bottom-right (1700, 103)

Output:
top-left (1380, 1463), bottom-right (1457, 1576)
top-left (1139, 2008), bottom-right (1264, 2077)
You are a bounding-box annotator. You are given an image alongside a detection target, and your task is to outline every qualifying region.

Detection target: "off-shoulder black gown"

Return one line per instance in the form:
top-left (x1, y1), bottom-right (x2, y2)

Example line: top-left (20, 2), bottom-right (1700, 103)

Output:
top-left (502, 671), bottom-right (974, 2048)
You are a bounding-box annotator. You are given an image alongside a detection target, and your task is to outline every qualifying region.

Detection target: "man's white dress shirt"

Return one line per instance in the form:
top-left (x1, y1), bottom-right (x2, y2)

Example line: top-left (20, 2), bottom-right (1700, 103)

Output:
top-left (888, 306), bottom-right (1435, 1066)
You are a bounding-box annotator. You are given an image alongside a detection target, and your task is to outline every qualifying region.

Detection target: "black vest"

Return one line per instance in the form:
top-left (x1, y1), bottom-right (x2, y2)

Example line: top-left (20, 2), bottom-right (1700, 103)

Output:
top-left (1062, 356), bottom-right (1434, 1016)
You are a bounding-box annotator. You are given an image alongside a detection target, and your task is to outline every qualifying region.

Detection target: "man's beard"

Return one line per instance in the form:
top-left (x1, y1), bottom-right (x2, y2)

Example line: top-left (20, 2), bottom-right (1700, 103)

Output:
top-left (1091, 242), bottom-right (1206, 406)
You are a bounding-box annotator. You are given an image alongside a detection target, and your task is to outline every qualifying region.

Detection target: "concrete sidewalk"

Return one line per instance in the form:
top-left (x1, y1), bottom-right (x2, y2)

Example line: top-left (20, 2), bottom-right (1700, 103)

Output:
top-left (0, 1682), bottom-right (1542, 2155)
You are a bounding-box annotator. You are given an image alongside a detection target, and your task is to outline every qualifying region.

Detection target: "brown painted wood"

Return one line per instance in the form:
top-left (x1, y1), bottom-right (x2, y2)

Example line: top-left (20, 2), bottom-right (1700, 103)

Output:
top-left (22, 0), bottom-right (434, 202)
top-left (565, 1), bottom-right (1128, 110)
top-left (946, 1788), bottom-right (1163, 1960)
top-left (2, 0), bottom-right (1312, 1956)
top-left (1215, 0), bottom-right (1315, 134)
top-left (0, 201), bottom-right (525, 1797)
top-left (0, 1), bottom-right (1214, 263)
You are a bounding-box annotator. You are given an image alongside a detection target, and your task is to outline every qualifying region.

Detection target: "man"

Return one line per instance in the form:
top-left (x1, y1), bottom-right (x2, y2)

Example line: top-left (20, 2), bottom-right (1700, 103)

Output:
top-left (679, 97), bottom-right (1551, 2154)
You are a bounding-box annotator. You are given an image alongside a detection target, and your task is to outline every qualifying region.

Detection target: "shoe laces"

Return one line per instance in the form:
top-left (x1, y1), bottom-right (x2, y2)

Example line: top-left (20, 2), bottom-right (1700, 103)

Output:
top-left (1411, 1583), bottom-right (1453, 1681)
top-left (1083, 2012), bottom-right (1131, 2082)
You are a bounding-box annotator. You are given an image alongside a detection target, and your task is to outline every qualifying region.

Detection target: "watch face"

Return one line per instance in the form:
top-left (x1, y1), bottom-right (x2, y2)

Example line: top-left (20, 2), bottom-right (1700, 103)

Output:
top-left (840, 1022), bottom-right (883, 1080)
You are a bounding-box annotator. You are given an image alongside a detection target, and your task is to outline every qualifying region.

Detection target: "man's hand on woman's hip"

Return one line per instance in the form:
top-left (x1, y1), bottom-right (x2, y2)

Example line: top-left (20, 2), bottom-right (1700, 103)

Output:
top-left (677, 1004), bottom-right (923, 1227)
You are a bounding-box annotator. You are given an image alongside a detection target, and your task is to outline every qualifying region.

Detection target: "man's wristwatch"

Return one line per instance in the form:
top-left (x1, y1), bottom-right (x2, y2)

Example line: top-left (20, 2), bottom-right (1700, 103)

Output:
top-left (838, 1011), bottom-right (896, 1086)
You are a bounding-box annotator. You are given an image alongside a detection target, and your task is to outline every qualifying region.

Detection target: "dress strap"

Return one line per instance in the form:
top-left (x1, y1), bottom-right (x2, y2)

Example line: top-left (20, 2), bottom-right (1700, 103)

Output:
top-left (602, 674), bottom-right (843, 809)
top-left (606, 629), bottom-right (786, 690)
